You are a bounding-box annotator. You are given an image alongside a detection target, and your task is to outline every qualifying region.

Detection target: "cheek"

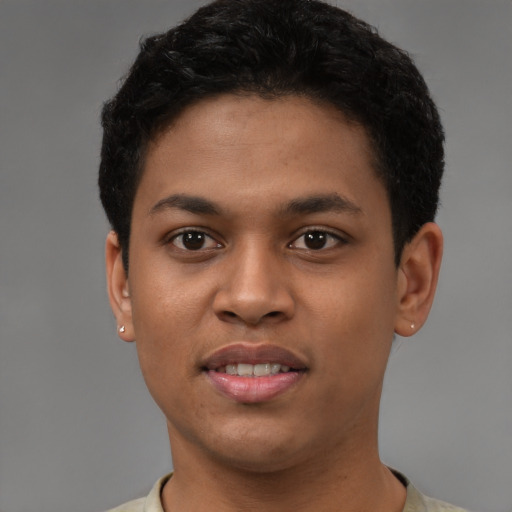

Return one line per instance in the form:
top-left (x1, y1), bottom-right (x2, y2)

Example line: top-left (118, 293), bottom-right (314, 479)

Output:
top-left (304, 266), bottom-right (397, 371)
top-left (130, 259), bottom-right (212, 335)
top-left (128, 277), bottom-right (200, 386)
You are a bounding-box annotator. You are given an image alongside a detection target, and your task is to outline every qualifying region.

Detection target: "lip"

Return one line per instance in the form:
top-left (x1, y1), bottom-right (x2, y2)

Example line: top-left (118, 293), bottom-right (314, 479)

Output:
top-left (201, 343), bottom-right (307, 404)
top-left (201, 343), bottom-right (307, 370)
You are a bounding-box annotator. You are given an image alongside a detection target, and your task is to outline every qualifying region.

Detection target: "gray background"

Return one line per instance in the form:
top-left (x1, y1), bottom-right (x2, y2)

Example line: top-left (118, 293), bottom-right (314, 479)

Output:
top-left (0, 1), bottom-right (510, 511)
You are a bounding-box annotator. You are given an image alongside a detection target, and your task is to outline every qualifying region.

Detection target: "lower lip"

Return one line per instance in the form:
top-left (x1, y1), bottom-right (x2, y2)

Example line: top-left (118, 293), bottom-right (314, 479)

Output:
top-left (205, 370), bottom-right (304, 403)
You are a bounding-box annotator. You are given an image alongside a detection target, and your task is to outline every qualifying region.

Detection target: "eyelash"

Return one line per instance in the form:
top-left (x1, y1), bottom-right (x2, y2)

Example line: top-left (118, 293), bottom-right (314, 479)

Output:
top-left (168, 229), bottom-right (223, 252)
top-left (166, 227), bottom-right (347, 253)
top-left (288, 229), bottom-right (347, 251)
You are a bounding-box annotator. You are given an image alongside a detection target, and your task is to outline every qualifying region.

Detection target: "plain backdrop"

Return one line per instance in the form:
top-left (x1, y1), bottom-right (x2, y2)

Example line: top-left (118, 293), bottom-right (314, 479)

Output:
top-left (0, 1), bottom-right (510, 511)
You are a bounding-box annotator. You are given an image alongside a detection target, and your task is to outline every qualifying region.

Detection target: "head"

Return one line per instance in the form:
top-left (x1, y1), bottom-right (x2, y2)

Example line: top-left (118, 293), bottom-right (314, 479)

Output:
top-left (99, 0), bottom-right (444, 271)
top-left (100, 0), bottom-right (445, 477)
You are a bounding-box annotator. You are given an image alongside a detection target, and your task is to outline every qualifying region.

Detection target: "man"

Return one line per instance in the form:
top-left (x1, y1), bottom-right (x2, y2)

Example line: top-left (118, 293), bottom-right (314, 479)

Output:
top-left (99, 1), bottom-right (466, 510)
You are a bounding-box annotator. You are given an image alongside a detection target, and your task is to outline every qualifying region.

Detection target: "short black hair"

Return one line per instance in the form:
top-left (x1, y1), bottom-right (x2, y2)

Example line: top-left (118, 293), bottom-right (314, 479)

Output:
top-left (99, 0), bottom-right (444, 270)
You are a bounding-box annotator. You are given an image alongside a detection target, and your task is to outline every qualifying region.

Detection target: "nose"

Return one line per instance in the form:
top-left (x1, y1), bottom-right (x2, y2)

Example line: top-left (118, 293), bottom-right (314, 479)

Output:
top-left (212, 241), bottom-right (295, 326)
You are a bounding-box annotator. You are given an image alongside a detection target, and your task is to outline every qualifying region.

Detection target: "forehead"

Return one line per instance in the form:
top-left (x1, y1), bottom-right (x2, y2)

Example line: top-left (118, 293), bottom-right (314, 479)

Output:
top-left (134, 94), bottom-right (388, 221)
top-left (151, 94), bottom-right (376, 166)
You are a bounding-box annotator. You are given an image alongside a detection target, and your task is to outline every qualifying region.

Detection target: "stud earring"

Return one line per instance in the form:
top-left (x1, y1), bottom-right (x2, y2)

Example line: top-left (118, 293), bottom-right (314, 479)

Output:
top-left (410, 322), bottom-right (415, 330)
top-left (119, 325), bottom-right (126, 334)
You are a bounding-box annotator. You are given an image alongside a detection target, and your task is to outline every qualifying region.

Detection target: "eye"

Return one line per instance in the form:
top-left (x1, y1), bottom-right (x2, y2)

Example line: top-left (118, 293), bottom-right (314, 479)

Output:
top-left (170, 230), bottom-right (222, 251)
top-left (289, 230), bottom-right (344, 250)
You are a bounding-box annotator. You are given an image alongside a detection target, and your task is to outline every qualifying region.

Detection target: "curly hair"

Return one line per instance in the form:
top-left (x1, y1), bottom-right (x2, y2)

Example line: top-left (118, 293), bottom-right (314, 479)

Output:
top-left (99, 0), bottom-right (444, 270)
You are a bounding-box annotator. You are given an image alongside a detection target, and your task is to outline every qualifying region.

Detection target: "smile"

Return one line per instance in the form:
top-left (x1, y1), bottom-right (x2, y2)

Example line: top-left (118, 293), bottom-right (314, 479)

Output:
top-left (202, 343), bottom-right (307, 403)
top-left (216, 363), bottom-right (291, 376)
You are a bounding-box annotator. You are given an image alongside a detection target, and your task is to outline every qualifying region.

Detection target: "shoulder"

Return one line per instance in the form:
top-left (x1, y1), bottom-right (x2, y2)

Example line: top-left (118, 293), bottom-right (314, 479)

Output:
top-left (402, 476), bottom-right (469, 512)
top-left (390, 469), bottom-right (469, 512)
top-left (104, 497), bottom-right (146, 512)
top-left (103, 474), bottom-right (171, 512)
top-left (420, 494), bottom-right (469, 512)
top-left (406, 489), bottom-right (469, 512)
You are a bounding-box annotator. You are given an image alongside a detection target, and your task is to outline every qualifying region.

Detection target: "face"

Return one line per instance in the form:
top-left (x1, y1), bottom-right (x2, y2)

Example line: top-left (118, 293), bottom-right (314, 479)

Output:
top-left (116, 95), bottom-right (404, 472)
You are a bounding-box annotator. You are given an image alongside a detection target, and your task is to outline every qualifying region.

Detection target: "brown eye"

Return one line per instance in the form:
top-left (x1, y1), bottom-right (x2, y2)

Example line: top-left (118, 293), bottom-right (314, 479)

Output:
top-left (304, 231), bottom-right (328, 250)
top-left (290, 230), bottom-right (344, 251)
top-left (171, 231), bottom-right (220, 251)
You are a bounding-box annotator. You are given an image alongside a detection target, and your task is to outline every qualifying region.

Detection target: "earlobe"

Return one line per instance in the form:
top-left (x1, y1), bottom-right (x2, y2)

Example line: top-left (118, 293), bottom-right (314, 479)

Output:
top-left (394, 222), bottom-right (443, 337)
top-left (105, 231), bottom-right (134, 342)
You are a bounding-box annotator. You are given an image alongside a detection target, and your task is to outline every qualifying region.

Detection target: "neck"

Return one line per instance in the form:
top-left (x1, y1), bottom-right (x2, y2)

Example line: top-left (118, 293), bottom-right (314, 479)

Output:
top-left (162, 429), bottom-right (406, 512)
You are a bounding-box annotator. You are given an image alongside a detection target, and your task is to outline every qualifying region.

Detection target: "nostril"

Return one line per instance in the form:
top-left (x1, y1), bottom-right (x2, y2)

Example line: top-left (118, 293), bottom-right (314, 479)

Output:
top-left (218, 309), bottom-right (284, 325)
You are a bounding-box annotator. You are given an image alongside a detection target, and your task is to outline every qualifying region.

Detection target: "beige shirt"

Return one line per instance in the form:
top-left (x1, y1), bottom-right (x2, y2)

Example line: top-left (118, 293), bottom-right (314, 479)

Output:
top-left (105, 472), bottom-right (468, 512)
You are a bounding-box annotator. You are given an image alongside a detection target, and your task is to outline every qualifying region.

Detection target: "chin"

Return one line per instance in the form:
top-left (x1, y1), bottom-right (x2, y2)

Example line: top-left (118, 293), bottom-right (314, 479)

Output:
top-left (209, 445), bottom-right (306, 475)
top-left (197, 420), bottom-right (314, 474)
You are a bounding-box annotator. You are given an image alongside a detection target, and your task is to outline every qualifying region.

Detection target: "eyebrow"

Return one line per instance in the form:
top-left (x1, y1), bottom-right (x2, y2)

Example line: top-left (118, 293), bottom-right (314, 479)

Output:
top-left (148, 192), bottom-right (362, 218)
top-left (280, 193), bottom-right (362, 216)
top-left (149, 194), bottom-right (221, 216)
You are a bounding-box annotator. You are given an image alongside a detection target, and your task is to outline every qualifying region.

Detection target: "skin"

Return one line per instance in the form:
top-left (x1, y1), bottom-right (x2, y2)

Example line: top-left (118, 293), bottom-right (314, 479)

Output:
top-left (106, 94), bottom-right (443, 512)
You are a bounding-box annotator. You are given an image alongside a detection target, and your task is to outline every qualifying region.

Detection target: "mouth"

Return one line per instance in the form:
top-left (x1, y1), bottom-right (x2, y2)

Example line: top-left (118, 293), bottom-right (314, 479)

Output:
top-left (201, 343), bottom-right (307, 403)
top-left (215, 362), bottom-right (294, 376)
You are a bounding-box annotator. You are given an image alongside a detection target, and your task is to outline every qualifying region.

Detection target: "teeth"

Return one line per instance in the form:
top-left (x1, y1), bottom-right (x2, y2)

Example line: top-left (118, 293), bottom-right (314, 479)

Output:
top-left (220, 363), bottom-right (292, 377)
top-left (270, 363), bottom-right (281, 375)
top-left (226, 364), bottom-right (237, 375)
top-left (254, 363), bottom-right (271, 376)
top-left (237, 363), bottom-right (253, 376)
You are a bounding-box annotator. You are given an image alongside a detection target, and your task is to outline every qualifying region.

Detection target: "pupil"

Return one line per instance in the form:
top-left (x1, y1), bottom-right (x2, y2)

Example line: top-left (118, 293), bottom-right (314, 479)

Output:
top-left (183, 232), bottom-right (205, 250)
top-left (305, 231), bottom-right (327, 250)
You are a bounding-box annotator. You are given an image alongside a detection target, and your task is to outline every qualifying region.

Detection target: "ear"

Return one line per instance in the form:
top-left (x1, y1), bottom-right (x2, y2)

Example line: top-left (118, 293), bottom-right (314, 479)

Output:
top-left (394, 222), bottom-right (443, 337)
top-left (105, 231), bottom-right (134, 342)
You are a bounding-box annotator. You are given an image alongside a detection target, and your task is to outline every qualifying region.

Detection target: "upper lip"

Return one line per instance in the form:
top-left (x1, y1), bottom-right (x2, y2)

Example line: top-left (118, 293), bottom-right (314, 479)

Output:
top-left (201, 343), bottom-right (308, 370)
